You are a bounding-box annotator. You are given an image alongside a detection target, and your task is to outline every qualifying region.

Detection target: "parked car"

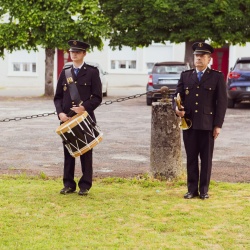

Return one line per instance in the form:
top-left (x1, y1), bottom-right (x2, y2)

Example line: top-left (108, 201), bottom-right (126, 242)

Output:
top-left (64, 61), bottom-right (108, 97)
top-left (146, 61), bottom-right (189, 105)
top-left (226, 57), bottom-right (250, 108)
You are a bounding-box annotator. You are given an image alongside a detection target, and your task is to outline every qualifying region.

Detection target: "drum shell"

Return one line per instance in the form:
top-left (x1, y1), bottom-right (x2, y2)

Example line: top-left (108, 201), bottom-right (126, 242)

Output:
top-left (56, 112), bottom-right (103, 157)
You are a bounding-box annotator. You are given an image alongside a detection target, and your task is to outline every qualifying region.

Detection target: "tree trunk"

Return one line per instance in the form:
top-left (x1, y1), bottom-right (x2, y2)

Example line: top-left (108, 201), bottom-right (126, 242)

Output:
top-left (184, 40), bottom-right (195, 68)
top-left (44, 48), bottom-right (55, 97)
top-left (150, 102), bottom-right (183, 180)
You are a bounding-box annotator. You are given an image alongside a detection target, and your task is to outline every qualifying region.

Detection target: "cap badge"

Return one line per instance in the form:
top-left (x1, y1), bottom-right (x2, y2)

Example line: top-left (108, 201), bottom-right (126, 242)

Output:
top-left (73, 40), bottom-right (77, 45)
top-left (198, 43), bottom-right (203, 47)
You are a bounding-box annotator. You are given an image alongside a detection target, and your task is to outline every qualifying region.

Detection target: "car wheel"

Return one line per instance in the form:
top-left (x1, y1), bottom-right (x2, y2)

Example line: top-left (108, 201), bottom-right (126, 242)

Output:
top-left (227, 98), bottom-right (235, 108)
top-left (146, 97), bottom-right (152, 106)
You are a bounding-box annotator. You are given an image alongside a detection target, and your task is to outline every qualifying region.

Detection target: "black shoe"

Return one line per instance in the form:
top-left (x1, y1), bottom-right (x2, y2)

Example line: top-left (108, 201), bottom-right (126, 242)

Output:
top-left (200, 193), bottom-right (209, 199)
top-left (78, 189), bottom-right (89, 196)
top-left (60, 187), bottom-right (75, 195)
top-left (184, 192), bottom-right (199, 199)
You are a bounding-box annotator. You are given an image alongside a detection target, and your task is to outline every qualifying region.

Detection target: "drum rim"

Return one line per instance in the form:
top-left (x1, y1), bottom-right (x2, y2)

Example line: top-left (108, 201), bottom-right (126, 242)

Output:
top-left (55, 111), bottom-right (88, 134)
top-left (70, 134), bottom-right (103, 157)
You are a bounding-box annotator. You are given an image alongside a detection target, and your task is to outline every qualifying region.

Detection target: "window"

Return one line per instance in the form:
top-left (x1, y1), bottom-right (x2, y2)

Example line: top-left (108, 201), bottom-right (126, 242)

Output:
top-left (12, 62), bottom-right (36, 73)
top-left (110, 60), bottom-right (136, 70)
top-left (128, 61), bottom-right (136, 69)
top-left (109, 46), bottom-right (137, 71)
top-left (118, 60), bottom-right (126, 69)
top-left (13, 63), bottom-right (21, 72)
top-left (8, 50), bottom-right (37, 76)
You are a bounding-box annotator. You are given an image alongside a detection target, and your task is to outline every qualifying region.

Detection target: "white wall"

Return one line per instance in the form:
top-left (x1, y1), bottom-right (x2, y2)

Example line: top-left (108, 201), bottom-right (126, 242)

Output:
top-left (0, 48), bottom-right (45, 88)
top-left (1, 41), bottom-right (249, 90)
top-left (228, 43), bottom-right (250, 69)
top-left (86, 40), bottom-right (186, 87)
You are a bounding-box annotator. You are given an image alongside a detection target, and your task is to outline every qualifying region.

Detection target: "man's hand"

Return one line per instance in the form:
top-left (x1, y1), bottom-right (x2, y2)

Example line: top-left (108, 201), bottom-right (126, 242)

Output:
top-left (59, 113), bottom-right (69, 122)
top-left (70, 105), bottom-right (85, 114)
top-left (175, 106), bottom-right (185, 118)
top-left (213, 126), bottom-right (221, 140)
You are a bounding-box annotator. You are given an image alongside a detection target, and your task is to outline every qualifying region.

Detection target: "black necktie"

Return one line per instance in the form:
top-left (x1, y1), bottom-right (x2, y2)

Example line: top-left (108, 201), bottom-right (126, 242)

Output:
top-left (197, 71), bottom-right (203, 81)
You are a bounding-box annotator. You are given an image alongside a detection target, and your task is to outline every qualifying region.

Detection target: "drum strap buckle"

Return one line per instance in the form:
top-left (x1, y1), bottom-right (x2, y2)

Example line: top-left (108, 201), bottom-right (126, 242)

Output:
top-left (66, 77), bottom-right (74, 84)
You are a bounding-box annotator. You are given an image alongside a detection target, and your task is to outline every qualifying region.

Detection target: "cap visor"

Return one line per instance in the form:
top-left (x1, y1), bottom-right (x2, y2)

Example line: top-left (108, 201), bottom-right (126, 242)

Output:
top-left (193, 50), bottom-right (211, 55)
top-left (69, 48), bottom-right (85, 52)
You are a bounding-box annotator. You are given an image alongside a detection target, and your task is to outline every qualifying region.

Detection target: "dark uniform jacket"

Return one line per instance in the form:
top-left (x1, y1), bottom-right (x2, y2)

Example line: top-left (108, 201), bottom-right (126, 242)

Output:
top-left (54, 63), bottom-right (102, 123)
top-left (175, 68), bottom-right (227, 130)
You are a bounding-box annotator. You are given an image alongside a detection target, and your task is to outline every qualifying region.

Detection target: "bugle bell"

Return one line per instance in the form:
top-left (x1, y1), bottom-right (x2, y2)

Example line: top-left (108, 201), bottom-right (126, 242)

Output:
top-left (174, 93), bottom-right (192, 130)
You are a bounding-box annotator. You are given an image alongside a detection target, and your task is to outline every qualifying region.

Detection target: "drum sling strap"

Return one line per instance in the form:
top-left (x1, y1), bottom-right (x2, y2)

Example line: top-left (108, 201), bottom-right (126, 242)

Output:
top-left (65, 67), bottom-right (83, 117)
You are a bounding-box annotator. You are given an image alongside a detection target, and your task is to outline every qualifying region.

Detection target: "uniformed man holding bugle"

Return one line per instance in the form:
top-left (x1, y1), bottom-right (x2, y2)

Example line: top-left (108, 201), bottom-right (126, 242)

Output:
top-left (174, 42), bottom-right (227, 199)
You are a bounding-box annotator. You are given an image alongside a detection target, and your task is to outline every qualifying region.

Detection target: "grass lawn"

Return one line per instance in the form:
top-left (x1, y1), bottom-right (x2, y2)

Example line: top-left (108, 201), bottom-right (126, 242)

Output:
top-left (0, 174), bottom-right (249, 250)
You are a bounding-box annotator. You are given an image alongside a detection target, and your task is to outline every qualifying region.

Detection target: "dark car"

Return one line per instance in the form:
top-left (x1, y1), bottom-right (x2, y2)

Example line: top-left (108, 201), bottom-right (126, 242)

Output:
top-left (227, 57), bottom-right (250, 108)
top-left (146, 61), bottom-right (189, 105)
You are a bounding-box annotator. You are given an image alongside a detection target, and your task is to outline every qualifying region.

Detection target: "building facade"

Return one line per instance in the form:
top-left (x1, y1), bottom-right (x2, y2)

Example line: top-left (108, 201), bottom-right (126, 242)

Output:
top-left (0, 42), bottom-right (250, 93)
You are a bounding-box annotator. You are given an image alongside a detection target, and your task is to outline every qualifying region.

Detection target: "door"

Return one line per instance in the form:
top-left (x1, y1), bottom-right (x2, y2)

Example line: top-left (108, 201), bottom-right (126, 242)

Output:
top-left (212, 47), bottom-right (229, 81)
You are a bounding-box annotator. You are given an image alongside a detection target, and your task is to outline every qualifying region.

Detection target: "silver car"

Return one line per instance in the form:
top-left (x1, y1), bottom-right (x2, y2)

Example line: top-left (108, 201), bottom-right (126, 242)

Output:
top-left (146, 61), bottom-right (189, 105)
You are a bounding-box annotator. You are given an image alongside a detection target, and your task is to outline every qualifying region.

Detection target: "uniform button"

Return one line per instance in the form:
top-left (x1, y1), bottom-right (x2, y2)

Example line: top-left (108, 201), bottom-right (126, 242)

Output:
top-left (196, 94), bottom-right (199, 96)
top-left (72, 102), bottom-right (74, 104)
top-left (75, 81), bottom-right (77, 84)
top-left (196, 102), bottom-right (198, 105)
top-left (195, 110), bottom-right (198, 113)
top-left (197, 86), bottom-right (200, 88)
top-left (84, 83), bottom-right (87, 85)
top-left (210, 112), bottom-right (213, 114)
top-left (209, 88), bottom-right (212, 90)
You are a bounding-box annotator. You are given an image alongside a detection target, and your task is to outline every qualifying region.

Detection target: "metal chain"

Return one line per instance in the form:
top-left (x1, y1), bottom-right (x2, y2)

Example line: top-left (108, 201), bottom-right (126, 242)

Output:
top-left (100, 92), bottom-right (147, 106)
top-left (0, 92), bottom-right (148, 122)
top-left (0, 112), bottom-right (57, 122)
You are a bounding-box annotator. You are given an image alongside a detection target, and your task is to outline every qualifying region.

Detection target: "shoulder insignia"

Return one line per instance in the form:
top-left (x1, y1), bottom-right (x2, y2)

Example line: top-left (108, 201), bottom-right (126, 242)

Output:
top-left (211, 68), bottom-right (222, 73)
top-left (86, 63), bottom-right (97, 69)
top-left (182, 68), bottom-right (194, 73)
top-left (63, 64), bottom-right (72, 70)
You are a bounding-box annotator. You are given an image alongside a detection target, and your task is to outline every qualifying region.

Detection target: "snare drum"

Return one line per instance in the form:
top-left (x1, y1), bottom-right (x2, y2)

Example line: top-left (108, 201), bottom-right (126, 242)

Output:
top-left (56, 111), bottom-right (103, 158)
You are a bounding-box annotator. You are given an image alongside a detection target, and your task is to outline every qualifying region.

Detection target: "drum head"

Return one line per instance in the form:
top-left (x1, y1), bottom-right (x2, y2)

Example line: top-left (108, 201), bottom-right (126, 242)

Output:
top-left (56, 111), bottom-right (88, 134)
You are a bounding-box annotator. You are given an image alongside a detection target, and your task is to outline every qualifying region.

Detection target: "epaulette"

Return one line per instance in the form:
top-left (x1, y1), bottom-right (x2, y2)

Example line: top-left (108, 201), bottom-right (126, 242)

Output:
top-left (63, 64), bottom-right (72, 70)
top-left (211, 68), bottom-right (222, 73)
top-left (182, 68), bottom-right (194, 73)
top-left (86, 63), bottom-right (98, 69)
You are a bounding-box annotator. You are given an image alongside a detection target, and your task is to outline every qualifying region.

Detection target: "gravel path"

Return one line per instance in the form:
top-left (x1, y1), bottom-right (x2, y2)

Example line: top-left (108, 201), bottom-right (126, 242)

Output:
top-left (0, 89), bottom-right (250, 183)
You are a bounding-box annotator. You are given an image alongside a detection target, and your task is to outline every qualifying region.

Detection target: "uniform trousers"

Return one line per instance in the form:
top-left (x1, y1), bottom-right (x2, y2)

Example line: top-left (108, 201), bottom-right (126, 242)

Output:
top-left (63, 144), bottom-right (93, 191)
top-left (183, 129), bottom-right (214, 194)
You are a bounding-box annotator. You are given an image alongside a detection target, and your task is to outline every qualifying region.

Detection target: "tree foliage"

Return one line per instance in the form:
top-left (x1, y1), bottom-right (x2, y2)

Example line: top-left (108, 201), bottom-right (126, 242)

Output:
top-left (99, 0), bottom-right (250, 66)
top-left (0, 0), bottom-right (108, 96)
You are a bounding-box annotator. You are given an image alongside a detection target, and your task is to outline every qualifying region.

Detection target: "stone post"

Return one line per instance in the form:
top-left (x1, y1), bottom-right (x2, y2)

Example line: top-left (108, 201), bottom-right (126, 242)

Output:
top-left (150, 87), bottom-right (183, 180)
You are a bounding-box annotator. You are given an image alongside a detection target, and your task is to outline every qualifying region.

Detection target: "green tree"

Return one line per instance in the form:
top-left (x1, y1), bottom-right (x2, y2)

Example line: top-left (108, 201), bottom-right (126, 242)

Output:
top-left (0, 0), bottom-right (108, 96)
top-left (99, 0), bottom-right (250, 67)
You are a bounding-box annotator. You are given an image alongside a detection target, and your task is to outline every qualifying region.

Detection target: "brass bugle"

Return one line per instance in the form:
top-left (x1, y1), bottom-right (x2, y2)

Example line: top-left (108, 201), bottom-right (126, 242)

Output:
top-left (174, 93), bottom-right (192, 130)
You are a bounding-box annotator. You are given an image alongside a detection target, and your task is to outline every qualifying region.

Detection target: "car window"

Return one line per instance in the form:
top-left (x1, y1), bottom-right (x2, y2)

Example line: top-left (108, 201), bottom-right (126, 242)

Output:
top-left (153, 65), bottom-right (187, 74)
top-left (235, 62), bottom-right (250, 71)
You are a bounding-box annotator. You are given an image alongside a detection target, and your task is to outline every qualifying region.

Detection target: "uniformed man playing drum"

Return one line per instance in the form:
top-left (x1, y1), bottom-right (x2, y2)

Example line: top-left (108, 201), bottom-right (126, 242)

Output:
top-left (54, 40), bottom-right (102, 196)
top-left (174, 42), bottom-right (227, 199)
